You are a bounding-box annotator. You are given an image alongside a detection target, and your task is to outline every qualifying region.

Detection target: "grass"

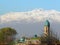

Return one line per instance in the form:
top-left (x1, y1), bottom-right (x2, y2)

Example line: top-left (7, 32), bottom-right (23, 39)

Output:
top-left (31, 37), bottom-right (41, 40)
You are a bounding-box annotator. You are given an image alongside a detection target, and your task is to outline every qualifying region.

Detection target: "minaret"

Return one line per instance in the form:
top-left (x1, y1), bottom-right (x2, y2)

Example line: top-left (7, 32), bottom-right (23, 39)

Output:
top-left (44, 20), bottom-right (50, 37)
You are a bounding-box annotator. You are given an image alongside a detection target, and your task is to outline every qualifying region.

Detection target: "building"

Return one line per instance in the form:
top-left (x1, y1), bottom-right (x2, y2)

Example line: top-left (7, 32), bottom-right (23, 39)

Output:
top-left (44, 20), bottom-right (50, 37)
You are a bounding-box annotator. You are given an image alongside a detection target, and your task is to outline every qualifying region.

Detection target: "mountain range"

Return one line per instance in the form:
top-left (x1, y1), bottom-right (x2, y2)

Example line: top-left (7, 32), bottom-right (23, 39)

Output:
top-left (0, 9), bottom-right (60, 38)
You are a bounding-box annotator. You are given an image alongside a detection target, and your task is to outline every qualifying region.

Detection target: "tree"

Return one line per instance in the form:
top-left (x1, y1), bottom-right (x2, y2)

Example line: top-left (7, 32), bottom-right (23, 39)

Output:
top-left (0, 27), bottom-right (17, 45)
top-left (34, 34), bottom-right (38, 38)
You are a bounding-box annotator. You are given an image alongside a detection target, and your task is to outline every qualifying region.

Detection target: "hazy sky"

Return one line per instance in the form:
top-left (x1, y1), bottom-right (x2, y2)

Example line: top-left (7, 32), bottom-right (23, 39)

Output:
top-left (0, 0), bottom-right (60, 15)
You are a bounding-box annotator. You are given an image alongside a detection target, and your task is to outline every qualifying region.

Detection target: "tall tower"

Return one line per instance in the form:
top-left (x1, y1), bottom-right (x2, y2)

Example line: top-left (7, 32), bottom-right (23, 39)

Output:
top-left (44, 20), bottom-right (50, 37)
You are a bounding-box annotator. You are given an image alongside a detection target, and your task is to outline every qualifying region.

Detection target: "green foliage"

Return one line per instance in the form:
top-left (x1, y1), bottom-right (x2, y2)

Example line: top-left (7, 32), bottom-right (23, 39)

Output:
top-left (0, 27), bottom-right (17, 45)
top-left (8, 41), bottom-right (15, 45)
top-left (0, 31), bottom-right (4, 42)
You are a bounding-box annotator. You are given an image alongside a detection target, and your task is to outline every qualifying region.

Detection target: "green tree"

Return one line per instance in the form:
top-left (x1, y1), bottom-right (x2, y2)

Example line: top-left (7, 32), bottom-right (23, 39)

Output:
top-left (0, 27), bottom-right (17, 45)
top-left (34, 34), bottom-right (38, 38)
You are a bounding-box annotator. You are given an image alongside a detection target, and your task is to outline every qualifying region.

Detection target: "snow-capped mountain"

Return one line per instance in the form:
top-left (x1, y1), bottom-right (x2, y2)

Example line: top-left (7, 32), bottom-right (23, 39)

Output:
top-left (0, 9), bottom-right (60, 38)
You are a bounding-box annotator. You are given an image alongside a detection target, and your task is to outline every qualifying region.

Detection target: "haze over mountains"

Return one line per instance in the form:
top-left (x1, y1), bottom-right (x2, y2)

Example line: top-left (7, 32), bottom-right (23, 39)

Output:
top-left (0, 9), bottom-right (60, 38)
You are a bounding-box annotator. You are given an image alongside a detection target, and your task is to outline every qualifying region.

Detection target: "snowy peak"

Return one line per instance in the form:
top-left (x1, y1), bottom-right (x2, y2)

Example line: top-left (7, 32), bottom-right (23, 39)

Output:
top-left (0, 9), bottom-right (60, 23)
